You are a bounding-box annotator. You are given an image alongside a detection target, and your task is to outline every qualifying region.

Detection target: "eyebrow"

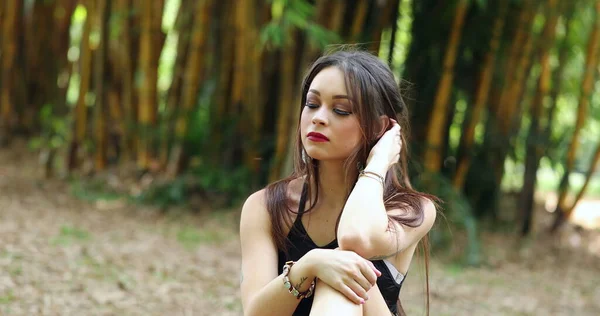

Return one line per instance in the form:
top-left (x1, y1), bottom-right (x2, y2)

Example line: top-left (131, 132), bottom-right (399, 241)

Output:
top-left (308, 89), bottom-right (352, 101)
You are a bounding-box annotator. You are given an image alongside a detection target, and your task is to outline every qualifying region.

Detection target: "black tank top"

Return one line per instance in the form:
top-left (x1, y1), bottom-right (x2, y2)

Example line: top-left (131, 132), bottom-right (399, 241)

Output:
top-left (277, 183), bottom-right (404, 315)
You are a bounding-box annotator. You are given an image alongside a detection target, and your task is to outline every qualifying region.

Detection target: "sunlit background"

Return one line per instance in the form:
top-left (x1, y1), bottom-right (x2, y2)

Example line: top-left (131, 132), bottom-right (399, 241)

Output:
top-left (0, 0), bottom-right (599, 315)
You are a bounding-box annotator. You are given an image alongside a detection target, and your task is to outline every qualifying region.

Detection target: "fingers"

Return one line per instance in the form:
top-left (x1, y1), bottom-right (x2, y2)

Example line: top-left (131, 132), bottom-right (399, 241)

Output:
top-left (365, 260), bottom-right (382, 278)
top-left (338, 282), bottom-right (366, 305)
top-left (347, 278), bottom-right (370, 302)
top-left (352, 270), bottom-right (373, 294)
top-left (359, 261), bottom-right (379, 286)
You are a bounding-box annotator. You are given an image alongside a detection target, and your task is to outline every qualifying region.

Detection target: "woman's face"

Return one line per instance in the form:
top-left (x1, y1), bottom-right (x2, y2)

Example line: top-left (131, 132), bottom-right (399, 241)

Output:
top-left (300, 66), bottom-right (362, 162)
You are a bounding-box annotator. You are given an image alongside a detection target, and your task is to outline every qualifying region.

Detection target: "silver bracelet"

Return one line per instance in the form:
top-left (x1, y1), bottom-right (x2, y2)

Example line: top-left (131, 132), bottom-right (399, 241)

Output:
top-left (359, 170), bottom-right (384, 186)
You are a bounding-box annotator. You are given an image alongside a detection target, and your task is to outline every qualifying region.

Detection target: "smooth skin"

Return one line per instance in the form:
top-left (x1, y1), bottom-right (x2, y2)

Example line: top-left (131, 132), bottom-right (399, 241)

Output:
top-left (240, 67), bottom-right (436, 316)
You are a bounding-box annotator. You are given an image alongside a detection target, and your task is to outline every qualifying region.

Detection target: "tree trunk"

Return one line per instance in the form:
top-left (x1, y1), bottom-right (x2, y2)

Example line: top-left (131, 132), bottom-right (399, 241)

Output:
top-left (160, 0), bottom-right (194, 168)
top-left (368, 0), bottom-right (398, 54)
top-left (329, 0), bottom-right (346, 35)
top-left (227, 0), bottom-right (250, 171)
top-left (68, 0), bottom-right (93, 171)
top-left (209, 1), bottom-right (234, 165)
top-left (94, 0), bottom-right (110, 171)
top-left (350, 0), bottom-right (369, 42)
top-left (489, 0), bottom-right (536, 186)
top-left (245, 0), bottom-right (265, 177)
top-left (519, 0), bottom-right (560, 236)
top-left (0, 0), bottom-right (21, 146)
top-left (551, 0), bottom-right (600, 232)
top-left (269, 39), bottom-right (298, 182)
top-left (113, 0), bottom-right (135, 163)
top-left (136, 0), bottom-right (165, 170)
top-left (564, 143), bottom-right (600, 217)
top-left (167, 0), bottom-right (213, 177)
top-left (423, 0), bottom-right (469, 172)
top-left (453, 0), bottom-right (508, 189)
top-left (386, 0), bottom-right (401, 66)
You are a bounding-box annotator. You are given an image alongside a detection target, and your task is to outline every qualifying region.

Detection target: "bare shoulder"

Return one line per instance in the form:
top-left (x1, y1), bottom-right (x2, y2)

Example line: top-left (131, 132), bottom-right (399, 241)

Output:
top-left (242, 189), bottom-right (267, 212)
top-left (239, 178), bottom-right (305, 237)
top-left (420, 196), bottom-right (437, 230)
top-left (240, 189), bottom-right (270, 233)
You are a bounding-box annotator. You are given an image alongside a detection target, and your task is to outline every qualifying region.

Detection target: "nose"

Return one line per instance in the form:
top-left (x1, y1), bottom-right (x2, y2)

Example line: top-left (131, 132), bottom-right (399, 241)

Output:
top-left (311, 107), bottom-right (328, 126)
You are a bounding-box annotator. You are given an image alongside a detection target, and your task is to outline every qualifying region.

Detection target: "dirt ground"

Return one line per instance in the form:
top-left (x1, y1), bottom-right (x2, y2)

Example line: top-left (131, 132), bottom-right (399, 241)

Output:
top-left (1, 142), bottom-right (599, 315)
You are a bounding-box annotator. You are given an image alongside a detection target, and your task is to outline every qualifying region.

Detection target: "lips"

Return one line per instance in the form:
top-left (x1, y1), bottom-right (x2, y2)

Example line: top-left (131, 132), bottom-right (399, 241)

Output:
top-left (307, 132), bottom-right (329, 142)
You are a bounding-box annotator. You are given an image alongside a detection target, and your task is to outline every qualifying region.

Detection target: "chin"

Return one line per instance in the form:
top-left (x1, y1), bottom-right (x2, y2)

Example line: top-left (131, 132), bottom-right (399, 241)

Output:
top-left (304, 148), bottom-right (325, 161)
top-left (304, 150), bottom-right (348, 163)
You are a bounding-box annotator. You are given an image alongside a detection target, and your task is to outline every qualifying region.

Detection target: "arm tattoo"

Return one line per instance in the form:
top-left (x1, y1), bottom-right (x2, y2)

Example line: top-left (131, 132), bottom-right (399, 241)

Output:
top-left (295, 276), bottom-right (308, 289)
top-left (369, 248), bottom-right (402, 261)
top-left (368, 254), bottom-right (395, 261)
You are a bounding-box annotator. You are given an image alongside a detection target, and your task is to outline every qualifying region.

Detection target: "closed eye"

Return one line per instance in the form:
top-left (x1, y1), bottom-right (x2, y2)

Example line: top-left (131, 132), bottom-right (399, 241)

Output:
top-left (334, 109), bottom-right (352, 116)
top-left (305, 103), bottom-right (352, 116)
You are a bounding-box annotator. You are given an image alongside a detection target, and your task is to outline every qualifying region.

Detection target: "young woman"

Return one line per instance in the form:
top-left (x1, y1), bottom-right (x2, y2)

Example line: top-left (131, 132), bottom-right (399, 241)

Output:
top-left (239, 50), bottom-right (438, 316)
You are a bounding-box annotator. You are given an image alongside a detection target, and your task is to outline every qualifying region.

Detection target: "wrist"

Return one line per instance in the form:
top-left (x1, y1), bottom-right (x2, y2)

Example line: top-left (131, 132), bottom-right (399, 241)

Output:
top-left (288, 251), bottom-right (318, 292)
top-left (364, 158), bottom-right (388, 178)
top-left (299, 249), bottom-right (320, 278)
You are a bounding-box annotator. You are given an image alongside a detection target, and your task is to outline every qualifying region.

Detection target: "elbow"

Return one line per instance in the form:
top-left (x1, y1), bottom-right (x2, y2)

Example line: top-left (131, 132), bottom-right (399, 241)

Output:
top-left (338, 233), bottom-right (377, 258)
top-left (243, 304), bottom-right (261, 316)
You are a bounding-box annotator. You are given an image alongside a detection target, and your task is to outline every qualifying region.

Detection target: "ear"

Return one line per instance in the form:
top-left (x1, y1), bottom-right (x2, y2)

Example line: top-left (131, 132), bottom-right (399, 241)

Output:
top-left (375, 115), bottom-right (390, 138)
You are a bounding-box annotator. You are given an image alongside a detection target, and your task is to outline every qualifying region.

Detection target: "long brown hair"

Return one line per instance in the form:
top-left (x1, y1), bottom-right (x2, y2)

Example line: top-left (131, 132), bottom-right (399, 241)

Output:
top-left (266, 50), bottom-right (439, 315)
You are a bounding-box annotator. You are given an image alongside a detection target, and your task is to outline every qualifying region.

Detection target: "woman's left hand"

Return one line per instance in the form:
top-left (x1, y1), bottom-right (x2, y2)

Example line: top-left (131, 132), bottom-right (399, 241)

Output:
top-left (365, 119), bottom-right (402, 175)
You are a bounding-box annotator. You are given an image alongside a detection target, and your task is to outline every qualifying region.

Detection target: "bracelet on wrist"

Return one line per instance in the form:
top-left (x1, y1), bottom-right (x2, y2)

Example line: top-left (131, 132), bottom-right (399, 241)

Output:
top-left (359, 170), bottom-right (385, 186)
top-left (282, 261), bottom-right (316, 299)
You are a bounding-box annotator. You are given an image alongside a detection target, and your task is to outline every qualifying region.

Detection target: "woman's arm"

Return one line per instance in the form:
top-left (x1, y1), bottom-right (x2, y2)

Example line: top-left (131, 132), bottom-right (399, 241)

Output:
top-left (240, 190), bottom-right (317, 316)
top-left (337, 121), bottom-right (436, 259)
top-left (336, 160), bottom-right (436, 259)
top-left (240, 189), bottom-right (382, 314)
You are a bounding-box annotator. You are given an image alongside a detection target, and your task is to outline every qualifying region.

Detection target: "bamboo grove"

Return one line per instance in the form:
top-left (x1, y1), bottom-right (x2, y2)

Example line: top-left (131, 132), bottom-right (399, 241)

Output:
top-left (0, 0), bottom-right (599, 236)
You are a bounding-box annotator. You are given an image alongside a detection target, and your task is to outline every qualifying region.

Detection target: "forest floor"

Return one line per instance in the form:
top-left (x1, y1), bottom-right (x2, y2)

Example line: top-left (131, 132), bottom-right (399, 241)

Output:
top-left (1, 140), bottom-right (599, 316)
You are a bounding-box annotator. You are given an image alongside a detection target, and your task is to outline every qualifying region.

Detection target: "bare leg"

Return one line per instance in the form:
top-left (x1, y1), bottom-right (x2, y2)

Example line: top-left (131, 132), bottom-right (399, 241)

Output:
top-left (362, 283), bottom-right (394, 316)
top-left (310, 281), bottom-right (391, 316)
top-left (309, 279), bottom-right (362, 316)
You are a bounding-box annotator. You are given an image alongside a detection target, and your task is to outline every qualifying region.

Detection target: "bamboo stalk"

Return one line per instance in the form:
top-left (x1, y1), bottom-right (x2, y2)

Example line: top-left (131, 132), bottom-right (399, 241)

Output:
top-left (94, 0), bottom-right (110, 171)
top-left (488, 0), bottom-right (532, 125)
top-left (160, 0), bottom-right (194, 167)
top-left (0, 0), bottom-right (19, 145)
top-left (423, 0), bottom-right (469, 172)
top-left (68, 0), bottom-right (93, 171)
top-left (552, 0), bottom-right (600, 229)
top-left (207, 1), bottom-right (235, 166)
top-left (350, 0), bottom-right (369, 41)
top-left (115, 0), bottom-right (135, 162)
top-left (167, 0), bottom-right (213, 176)
top-left (519, 0), bottom-right (560, 236)
top-left (565, 143), bottom-right (600, 217)
top-left (136, 0), bottom-right (165, 170)
top-left (453, 0), bottom-right (508, 189)
top-left (483, 0), bottom-right (535, 187)
top-left (269, 38), bottom-right (297, 182)
top-left (368, 0), bottom-right (398, 53)
top-left (245, 0), bottom-right (265, 175)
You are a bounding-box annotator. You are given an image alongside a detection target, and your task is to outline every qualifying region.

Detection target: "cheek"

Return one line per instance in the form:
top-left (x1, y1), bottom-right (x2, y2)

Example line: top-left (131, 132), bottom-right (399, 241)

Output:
top-left (299, 108), bottom-right (310, 130)
top-left (338, 121), bottom-right (362, 149)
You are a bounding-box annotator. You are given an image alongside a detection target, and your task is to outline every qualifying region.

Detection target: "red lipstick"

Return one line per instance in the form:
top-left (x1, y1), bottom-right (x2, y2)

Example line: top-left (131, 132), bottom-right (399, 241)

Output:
top-left (307, 132), bottom-right (329, 142)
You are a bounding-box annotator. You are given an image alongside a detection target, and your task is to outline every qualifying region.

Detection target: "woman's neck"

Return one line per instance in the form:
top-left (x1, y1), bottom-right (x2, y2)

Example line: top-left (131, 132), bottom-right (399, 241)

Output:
top-left (309, 160), bottom-right (357, 211)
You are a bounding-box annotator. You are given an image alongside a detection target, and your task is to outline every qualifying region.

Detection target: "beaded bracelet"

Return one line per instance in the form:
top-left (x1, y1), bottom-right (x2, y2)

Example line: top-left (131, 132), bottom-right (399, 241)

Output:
top-left (282, 261), bottom-right (316, 299)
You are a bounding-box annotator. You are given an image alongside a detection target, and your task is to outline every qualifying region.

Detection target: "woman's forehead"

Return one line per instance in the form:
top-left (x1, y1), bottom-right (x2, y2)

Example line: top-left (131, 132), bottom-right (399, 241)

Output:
top-left (308, 67), bottom-right (348, 95)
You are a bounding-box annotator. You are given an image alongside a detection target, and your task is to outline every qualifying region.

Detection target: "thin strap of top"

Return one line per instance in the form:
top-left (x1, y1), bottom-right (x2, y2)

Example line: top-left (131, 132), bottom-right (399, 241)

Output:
top-left (295, 182), bottom-right (308, 220)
